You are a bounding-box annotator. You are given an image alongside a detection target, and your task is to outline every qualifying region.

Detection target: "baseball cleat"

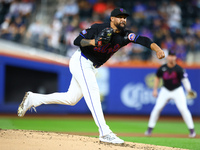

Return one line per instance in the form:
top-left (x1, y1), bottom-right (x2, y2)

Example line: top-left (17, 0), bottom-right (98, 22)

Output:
top-left (17, 92), bottom-right (36, 117)
top-left (189, 132), bottom-right (196, 138)
top-left (144, 131), bottom-right (152, 136)
top-left (99, 132), bottom-right (124, 144)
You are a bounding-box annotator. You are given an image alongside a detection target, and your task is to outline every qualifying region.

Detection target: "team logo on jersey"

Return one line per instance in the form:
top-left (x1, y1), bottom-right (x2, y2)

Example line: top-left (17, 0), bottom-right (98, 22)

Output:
top-left (82, 29), bottom-right (87, 35)
top-left (128, 33), bottom-right (136, 41)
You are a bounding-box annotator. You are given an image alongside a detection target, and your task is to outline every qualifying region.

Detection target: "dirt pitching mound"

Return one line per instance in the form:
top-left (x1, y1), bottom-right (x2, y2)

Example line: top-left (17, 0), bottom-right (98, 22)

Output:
top-left (0, 129), bottom-right (187, 150)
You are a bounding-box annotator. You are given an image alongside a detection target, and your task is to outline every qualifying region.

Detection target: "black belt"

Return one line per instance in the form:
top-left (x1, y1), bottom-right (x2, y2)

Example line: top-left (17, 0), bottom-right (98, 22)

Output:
top-left (81, 52), bottom-right (100, 68)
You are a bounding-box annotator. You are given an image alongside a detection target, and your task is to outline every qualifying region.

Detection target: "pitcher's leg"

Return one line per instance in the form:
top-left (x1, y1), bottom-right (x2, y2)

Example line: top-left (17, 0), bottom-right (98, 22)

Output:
top-left (81, 70), bottom-right (111, 136)
top-left (18, 76), bottom-right (83, 117)
top-left (69, 51), bottom-right (122, 142)
top-left (75, 57), bottom-right (111, 137)
top-left (30, 77), bottom-right (83, 107)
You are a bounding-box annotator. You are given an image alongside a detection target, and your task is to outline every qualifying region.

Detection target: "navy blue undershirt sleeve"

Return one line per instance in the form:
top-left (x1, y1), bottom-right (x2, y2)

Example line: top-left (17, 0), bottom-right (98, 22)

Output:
top-left (74, 24), bottom-right (98, 46)
top-left (134, 36), bottom-right (153, 49)
top-left (74, 35), bottom-right (83, 46)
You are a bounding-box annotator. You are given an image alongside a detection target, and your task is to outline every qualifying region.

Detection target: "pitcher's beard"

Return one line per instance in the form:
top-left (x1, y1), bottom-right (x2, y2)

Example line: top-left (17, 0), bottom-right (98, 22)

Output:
top-left (116, 23), bottom-right (126, 31)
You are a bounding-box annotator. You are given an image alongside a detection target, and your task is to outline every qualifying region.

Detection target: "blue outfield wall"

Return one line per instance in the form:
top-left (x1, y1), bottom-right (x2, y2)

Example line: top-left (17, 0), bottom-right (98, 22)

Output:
top-left (0, 55), bottom-right (200, 116)
top-left (106, 67), bottom-right (200, 116)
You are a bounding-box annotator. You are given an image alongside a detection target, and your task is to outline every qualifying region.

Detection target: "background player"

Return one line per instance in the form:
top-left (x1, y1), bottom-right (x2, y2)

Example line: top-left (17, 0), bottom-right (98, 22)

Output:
top-left (145, 50), bottom-right (196, 138)
top-left (18, 8), bottom-right (165, 144)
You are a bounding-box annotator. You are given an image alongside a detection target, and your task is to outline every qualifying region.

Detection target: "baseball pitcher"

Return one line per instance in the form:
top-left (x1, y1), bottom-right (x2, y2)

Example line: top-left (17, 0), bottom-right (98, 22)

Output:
top-left (18, 8), bottom-right (165, 144)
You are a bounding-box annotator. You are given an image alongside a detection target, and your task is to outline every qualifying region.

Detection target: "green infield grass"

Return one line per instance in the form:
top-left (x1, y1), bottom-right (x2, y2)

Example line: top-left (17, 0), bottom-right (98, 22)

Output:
top-left (0, 115), bottom-right (199, 150)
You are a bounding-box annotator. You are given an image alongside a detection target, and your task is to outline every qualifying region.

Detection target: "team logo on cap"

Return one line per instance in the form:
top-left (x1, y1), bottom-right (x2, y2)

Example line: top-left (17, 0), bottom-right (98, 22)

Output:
top-left (120, 8), bottom-right (123, 12)
top-left (128, 33), bottom-right (136, 41)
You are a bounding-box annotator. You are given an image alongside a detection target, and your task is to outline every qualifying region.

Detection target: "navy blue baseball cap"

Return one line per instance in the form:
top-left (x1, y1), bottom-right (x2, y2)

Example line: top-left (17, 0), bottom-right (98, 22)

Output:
top-left (168, 50), bottom-right (176, 56)
top-left (111, 8), bottom-right (129, 17)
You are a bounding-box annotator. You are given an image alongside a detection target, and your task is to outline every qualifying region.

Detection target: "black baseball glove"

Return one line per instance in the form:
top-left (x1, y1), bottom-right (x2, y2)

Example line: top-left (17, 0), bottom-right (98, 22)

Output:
top-left (95, 28), bottom-right (113, 47)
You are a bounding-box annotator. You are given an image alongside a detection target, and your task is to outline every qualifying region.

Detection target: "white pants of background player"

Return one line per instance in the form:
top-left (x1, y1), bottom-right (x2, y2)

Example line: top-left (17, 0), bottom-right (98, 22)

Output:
top-left (28, 49), bottom-right (112, 137)
top-left (148, 86), bottom-right (194, 129)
